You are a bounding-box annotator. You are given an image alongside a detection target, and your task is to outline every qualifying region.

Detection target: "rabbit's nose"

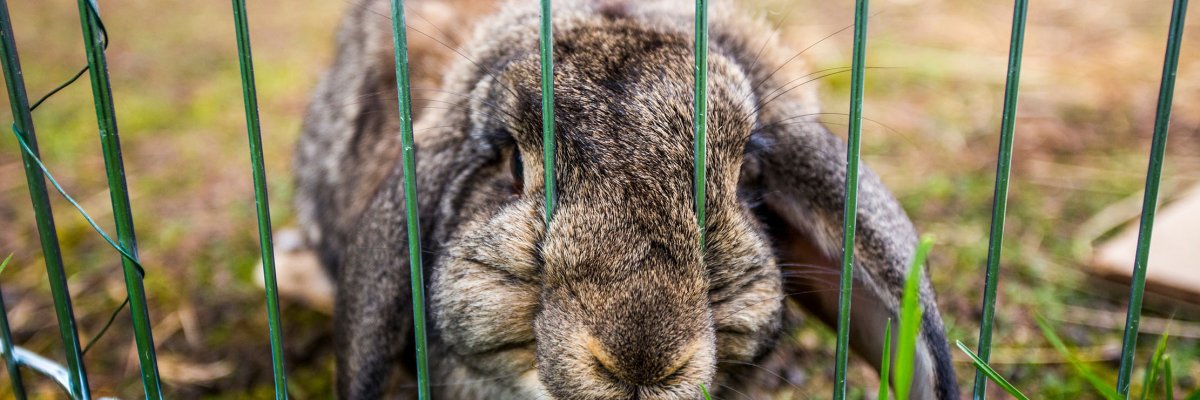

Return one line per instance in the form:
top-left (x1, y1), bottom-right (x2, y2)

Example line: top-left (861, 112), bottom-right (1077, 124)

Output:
top-left (586, 335), bottom-right (700, 386)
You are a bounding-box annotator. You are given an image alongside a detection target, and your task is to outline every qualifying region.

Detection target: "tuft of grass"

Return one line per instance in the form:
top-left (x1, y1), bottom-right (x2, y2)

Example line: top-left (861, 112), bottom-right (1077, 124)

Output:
top-left (960, 315), bottom-right (1186, 400)
top-left (956, 340), bottom-right (1031, 400)
top-left (1034, 316), bottom-right (1121, 400)
top-left (1139, 332), bottom-right (1169, 400)
top-left (894, 235), bottom-right (932, 399)
top-left (1163, 356), bottom-right (1173, 400)
top-left (878, 318), bottom-right (892, 400)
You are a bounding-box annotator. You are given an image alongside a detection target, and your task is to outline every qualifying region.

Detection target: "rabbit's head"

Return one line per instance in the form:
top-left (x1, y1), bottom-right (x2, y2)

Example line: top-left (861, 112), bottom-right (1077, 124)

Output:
top-left (428, 1), bottom-right (791, 398)
top-left (302, 0), bottom-right (957, 398)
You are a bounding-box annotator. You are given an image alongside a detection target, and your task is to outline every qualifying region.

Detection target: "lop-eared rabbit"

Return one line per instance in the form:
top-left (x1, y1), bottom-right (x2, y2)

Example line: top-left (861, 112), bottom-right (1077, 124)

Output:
top-left (294, 0), bottom-right (959, 398)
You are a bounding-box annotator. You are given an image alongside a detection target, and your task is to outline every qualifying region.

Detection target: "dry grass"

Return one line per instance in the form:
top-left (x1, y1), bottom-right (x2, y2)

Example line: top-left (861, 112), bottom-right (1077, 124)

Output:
top-left (0, 0), bottom-right (1197, 398)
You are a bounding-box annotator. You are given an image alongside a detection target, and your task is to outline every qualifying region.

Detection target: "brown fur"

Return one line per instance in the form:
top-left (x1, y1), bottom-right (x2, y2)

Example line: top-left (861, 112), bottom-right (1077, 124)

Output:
top-left (294, 0), bottom-right (959, 398)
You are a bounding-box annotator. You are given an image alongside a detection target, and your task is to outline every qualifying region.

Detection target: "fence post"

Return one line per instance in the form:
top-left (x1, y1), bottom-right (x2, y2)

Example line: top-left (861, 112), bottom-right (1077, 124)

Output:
top-left (230, 1), bottom-right (289, 399)
top-left (1115, 0), bottom-right (1189, 395)
top-left (72, 1), bottom-right (163, 398)
top-left (971, 0), bottom-right (1029, 398)
top-left (0, 1), bottom-right (92, 398)
top-left (832, 0), bottom-right (870, 397)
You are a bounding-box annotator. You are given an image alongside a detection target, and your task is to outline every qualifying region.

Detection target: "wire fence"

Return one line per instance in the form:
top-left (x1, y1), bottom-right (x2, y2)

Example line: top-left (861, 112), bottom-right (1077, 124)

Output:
top-left (0, 0), bottom-right (1190, 399)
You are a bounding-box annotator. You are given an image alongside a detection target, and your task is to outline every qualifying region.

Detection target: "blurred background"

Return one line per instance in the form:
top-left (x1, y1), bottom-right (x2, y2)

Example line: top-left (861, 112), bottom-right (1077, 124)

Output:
top-left (0, 0), bottom-right (1197, 398)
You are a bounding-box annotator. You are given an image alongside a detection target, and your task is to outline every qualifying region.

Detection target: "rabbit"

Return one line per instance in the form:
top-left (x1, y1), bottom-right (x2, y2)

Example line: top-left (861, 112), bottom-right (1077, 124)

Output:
top-left (292, 0), bottom-right (960, 398)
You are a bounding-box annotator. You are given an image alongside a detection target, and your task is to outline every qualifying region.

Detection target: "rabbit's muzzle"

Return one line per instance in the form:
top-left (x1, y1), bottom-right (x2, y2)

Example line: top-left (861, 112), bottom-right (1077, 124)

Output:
top-left (533, 276), bottom-right (718, 399)
top-left (529, 206), bottom-right (718, 399)
top-left (431, 157), bottom-right (787, 398)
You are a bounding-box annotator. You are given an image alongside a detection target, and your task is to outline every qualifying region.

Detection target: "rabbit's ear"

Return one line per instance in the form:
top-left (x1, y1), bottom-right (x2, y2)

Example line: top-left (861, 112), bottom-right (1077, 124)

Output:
top-left (746, 120), bottom-right (959, 400)
top-left (334, 179), bottom-right (419, 398)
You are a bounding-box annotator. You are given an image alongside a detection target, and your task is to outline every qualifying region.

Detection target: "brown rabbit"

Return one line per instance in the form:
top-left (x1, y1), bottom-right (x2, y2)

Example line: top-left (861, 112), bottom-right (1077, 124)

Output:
top-left (293, 0), bottom-right (959, 398)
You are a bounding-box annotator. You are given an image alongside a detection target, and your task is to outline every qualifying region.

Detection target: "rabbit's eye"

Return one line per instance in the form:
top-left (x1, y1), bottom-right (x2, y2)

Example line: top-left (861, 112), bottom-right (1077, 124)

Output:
top-left (509, 148), bottom-right (525, 194)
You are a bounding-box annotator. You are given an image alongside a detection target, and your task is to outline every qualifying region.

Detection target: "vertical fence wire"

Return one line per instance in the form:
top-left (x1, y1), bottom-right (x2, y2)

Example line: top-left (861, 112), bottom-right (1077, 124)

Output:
top-left (388, 1), bottom-right (431, 397)
top-left (0, 258), bottom-right (28, 399)
top-left (693, 0), bottom-right (709, 247)
top-left (0, 1), bottom-right (92, 397)
top-left (73, 0), bottom-right (163, 397)
top-left (971, 0), bottom-right (1029, 398)
top-left (1115, 0), bottom-right (1189, 394)
top-left (230, 1), bottom-right (288, 398)
top-left (540, 0), bottom-right (556, 223)
top-left (831, 0), bottom-right (870, 397)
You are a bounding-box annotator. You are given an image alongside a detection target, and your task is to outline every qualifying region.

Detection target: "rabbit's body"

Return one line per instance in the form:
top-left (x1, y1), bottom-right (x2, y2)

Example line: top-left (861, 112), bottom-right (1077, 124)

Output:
top-left (295, 0), bottom-right (959, 398)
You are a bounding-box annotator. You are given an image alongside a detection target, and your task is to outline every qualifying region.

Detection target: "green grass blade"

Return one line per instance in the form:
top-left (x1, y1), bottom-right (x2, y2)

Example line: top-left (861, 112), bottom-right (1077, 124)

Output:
top-left (1162, 356), bottom-right (1173, 400)
top-left (1035, 316), bottom-right (1121, 400)
top-left (701, 383), bottom-right (711, 400)
top-left (0, 254), bottom-right (10, 275)
top-left (955, 341), bottom-right (1030, 400)
top-left (832, 0), bottom-right (870, 396)
top-left (878, 318), bottom-right (892, 400)
top-left (388, 1), bottom-right (431, 398)
top-left (1116, 0), bottom-right (1189, 394)
top-left (895, 236), bottom-right (932, 400)
top-left (1139, 333), bottom-right (1169, 400)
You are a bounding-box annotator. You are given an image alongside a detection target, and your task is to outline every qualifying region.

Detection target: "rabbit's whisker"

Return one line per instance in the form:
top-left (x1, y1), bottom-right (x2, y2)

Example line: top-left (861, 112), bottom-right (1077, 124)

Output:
top-left (752, 69), bottom-right (852, 117)
top-left (743, 10), bottom-right (884, 103)
top-left (714, 287), bottom-right (873, 326)
top-left (751, 111), bottom-right (899, 137)
top-left (419, 98), bottom-right (520, 120)
top-left (745, 22), bottom-right (853, 99)
top-left (413, 87), bottom-right (516, 116)
top-left (394, 370), bottom-right (530, 389)
top-left (328, 86), bottom-right (510, 118)
top-left (410, 7), bottom-right (460, 44)
top-left (713, 382), bottom-right (755, 400)
top-left (779, 271), bottom-right (844, 278)
top-left (343, 0), bottom-right (521, 100)
top-left (331, 95), bottom-right (513, 123)
top-left (717, 359), bottom-right (803, 392)
top-left (741, 4), bottom-right (799, 77)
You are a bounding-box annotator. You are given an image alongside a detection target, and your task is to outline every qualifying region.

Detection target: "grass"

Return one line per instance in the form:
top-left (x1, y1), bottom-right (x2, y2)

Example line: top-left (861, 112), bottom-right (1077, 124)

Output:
top-left (877, 320), bottom-right (891, 400)
top-left (960, 317), bottom-right (1198, 400)
top-left (894, 236), bottom-right (932, 399)
top-left (957, 341), bottom-right (1032, 400)
top-left (0, 0), bottom-right (1198, 398)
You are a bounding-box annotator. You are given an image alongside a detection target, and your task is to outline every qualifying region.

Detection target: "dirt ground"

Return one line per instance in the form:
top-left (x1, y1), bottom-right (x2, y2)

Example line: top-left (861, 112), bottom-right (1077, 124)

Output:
top-left (0, 0), bottom-right (1197, 398)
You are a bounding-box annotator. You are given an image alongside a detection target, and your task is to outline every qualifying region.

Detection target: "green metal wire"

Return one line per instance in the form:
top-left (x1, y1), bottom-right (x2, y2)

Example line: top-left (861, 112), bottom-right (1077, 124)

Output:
top-left (1115, 0), bottom-right (1188, 394)
top-left (540, 0), bottom-right (556, 224)
top-left (230, 1), bottom-right (289, 398)
top-left (73, 0), bottom-right (163, 397)
top-left (832, 0), bottom-right (869, 397)
top-left (0, 256), bottom-right (27, 400)
top-left (0, 1), bottom-right (92, 397)
top-left (3, 345), bottom-right (73, 396)
top-left (971, 0), bottom-right (1028, 398)
top-left (693, 0), bottom-right (708, 247)
top-left (388, 1), bottom-right (431, 397)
